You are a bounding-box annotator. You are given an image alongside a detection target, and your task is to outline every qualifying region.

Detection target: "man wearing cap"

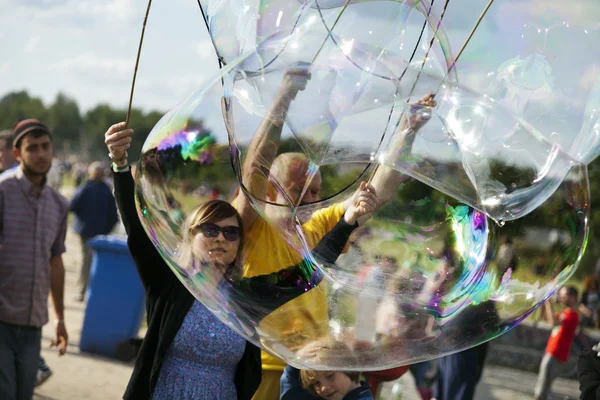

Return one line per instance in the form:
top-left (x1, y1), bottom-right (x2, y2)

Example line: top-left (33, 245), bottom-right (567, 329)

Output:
top-left (0, 130), bottom-right (18, 174)
top-left (0, 119), bottom-right (69, 400)
top-left (70, 161), bottom-right (118, 302)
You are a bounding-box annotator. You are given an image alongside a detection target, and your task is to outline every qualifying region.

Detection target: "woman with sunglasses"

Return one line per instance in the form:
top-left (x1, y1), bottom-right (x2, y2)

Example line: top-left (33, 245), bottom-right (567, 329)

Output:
top-left (105, 122), bottom-right (377, 400)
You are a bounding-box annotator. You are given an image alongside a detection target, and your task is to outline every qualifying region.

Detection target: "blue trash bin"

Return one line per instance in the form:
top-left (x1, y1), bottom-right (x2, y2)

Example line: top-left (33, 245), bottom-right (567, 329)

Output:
top-left (80, 235), bottom-right (145, 358)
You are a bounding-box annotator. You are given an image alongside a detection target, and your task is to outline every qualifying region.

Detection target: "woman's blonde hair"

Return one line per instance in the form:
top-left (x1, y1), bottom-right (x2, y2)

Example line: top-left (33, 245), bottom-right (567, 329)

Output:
top-left (298, 338), bottom-right (360, 396)
top-left (178, 200), bottom-right (244, 277)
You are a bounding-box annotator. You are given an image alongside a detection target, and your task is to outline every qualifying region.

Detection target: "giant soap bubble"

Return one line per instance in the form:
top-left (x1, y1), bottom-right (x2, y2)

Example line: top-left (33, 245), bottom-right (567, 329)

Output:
top-left (135, 30), bottom-right (590, 369)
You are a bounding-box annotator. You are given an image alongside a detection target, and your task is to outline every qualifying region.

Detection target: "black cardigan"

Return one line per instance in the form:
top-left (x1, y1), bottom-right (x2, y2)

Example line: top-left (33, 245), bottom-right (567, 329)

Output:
top-left (114, 170), bottom-right (356, 399)
top-left (578, 351), bottom-right (600, 400)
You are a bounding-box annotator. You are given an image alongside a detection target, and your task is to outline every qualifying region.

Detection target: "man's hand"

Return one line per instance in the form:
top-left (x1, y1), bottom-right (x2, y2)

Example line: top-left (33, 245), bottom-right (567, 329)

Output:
top-left (52, 321), bottom-right (68, 356)
top-left (344, 182), bottom-right (377, 225)
top-left (406, 93), bottom-right (437, 132)
top-left (544, 300), bottom-right (557, 326)
top-left (276, 64), bottom-right (311, 103)
top-left (267, 64), bottom-right (312, 124)
top-left (105, 122), bottom-right (135, 164)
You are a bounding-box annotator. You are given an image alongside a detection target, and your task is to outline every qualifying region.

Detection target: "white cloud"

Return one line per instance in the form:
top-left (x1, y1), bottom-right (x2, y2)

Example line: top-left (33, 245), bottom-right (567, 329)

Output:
top-left (16, 0), bottom-right (69, 9)
top-left (511, 0), bottom-right (600, 25)
top-left (579, 64), bottom-right (600, 90)
top-left (54, 51), bottom-right (132, 78)
top-left (197, 40), bottom-right (217, 59)
top-left (76, 0), bottom-right (136, 23)
top-left (0, 62), bottom-right (11, 75)
top-left (24, 36), bottom-right (40, 53)
top-left (9, 0), bottom-right (137, 26)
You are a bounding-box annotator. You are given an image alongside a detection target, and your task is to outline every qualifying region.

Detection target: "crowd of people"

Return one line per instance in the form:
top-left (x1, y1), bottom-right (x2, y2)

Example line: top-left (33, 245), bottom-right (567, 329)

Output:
top-left (1, 70), bottom-right (600, 400)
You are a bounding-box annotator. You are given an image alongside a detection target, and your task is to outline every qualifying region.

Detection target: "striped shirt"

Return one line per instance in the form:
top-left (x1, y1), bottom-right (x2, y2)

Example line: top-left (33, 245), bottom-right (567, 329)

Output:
top-left (0, 167), bottom-right (68, 327)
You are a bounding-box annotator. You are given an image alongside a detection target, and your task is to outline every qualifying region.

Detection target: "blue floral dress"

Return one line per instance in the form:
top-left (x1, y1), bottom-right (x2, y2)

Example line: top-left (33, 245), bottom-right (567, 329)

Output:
top-left (152, 301), bottom-right (246, 399)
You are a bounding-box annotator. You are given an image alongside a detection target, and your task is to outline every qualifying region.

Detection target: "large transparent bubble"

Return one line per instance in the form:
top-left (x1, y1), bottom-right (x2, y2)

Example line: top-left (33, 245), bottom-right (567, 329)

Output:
top-left (135, 34), bottom-right (589, 369)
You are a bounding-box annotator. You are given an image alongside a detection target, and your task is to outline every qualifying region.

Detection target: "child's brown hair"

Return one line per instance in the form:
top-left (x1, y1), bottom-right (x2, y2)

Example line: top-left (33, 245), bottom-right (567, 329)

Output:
top-left (298, 338), bottom-right (360, 397)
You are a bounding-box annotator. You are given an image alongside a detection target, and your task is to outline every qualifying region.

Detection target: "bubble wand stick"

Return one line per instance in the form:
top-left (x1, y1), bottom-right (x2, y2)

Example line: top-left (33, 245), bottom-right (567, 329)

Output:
top-left (125, 0), bottom-right (154, 128)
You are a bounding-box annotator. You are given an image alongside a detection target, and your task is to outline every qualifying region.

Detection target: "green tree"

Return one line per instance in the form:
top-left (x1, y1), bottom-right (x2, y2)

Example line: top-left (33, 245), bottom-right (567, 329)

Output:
top-left (47, 93), bottom-right (83, 156)
top-left (82, 104), bottom-right (126, 160)
top-left (82, 105), bottom-right (163, 161)
top-left (0, 91), bottom-right (48, 130)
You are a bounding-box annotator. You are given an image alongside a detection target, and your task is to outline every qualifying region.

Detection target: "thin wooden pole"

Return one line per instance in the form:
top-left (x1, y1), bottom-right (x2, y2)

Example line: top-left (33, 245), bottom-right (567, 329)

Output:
top-left (125, 0), bottom-right (154, 127)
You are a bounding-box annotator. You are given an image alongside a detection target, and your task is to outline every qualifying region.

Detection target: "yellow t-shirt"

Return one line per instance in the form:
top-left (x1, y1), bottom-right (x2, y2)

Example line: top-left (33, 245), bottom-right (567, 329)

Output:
top-left (241, 203), bottom-right (346, 371)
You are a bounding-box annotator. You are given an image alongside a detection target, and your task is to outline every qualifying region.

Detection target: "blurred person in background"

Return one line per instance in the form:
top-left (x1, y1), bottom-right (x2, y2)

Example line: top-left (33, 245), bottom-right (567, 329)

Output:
top-left (72, 162), bottom-right (87, 187)
top-left (46, 158), bottom-right (63, 191)
top-left (580, 276), bottom-right (600, 328)
top-left (0, 130), bottom-right (18, 174)
top-left (69, 161), bottom-right (119, 302)
top-left (534, 286), bottom-right (580, 400)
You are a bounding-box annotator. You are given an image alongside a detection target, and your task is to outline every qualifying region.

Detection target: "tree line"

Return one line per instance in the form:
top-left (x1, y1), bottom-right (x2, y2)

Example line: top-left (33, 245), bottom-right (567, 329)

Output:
top-left (1, 89), bottom-right (599, 276)
top-left (0, 91), bottom-right (162, 161)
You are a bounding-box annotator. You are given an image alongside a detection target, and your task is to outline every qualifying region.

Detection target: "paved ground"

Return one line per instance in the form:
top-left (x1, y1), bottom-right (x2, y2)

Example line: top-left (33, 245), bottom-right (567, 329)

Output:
top-left (32, 187), bottom-right (582, 399)
top-left (379, 365), bottom-right (581, 400)
top-left (34, 214), bottom-right (133, 400)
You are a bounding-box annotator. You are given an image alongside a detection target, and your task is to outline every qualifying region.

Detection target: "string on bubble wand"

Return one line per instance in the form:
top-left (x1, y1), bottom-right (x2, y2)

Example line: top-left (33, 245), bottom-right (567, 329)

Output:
top-left (365, 0), bottom-right (497, 186)
top-left (310, 0), bottom-right (353, 64)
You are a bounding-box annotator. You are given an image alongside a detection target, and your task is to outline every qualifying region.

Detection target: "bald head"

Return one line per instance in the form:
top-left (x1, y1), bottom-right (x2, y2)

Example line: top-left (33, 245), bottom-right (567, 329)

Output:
top-left (269, 152), bottom-right (321, 205)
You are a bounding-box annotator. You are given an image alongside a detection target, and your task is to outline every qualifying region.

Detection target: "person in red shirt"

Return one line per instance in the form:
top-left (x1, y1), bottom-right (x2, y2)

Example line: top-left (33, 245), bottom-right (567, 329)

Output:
top-left (534, 285), bottom-right (580, 400)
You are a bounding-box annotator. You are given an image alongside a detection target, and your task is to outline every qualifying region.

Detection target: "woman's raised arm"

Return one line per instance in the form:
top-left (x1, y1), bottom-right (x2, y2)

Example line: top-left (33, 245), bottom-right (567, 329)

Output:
top-left (106, 122), bottom-right (173, 293)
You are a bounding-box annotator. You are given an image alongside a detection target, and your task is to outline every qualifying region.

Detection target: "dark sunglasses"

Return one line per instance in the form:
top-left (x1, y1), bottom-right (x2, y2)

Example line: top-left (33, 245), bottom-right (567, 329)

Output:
top-left (193, 223), bottom-right (241, 242)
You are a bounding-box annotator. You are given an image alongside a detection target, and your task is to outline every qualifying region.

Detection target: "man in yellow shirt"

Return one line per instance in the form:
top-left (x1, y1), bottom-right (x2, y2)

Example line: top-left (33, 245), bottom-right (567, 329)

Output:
top-left (234, 65), bottom-right (437, 399)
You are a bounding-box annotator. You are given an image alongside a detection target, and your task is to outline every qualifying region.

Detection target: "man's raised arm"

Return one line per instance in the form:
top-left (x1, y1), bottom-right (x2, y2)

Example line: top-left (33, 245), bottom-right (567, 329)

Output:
top-left (369, 94), bottom-right (437, 208)
top-left (234, 67), bottom-right (311, 229)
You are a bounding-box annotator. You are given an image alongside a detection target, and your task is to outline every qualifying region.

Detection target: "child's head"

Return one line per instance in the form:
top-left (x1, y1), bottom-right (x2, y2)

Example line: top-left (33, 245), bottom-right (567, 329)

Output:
top-left (300, 370), bottom-right (361, 400)
top-left (298, 338), bottom-right (361, 399)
